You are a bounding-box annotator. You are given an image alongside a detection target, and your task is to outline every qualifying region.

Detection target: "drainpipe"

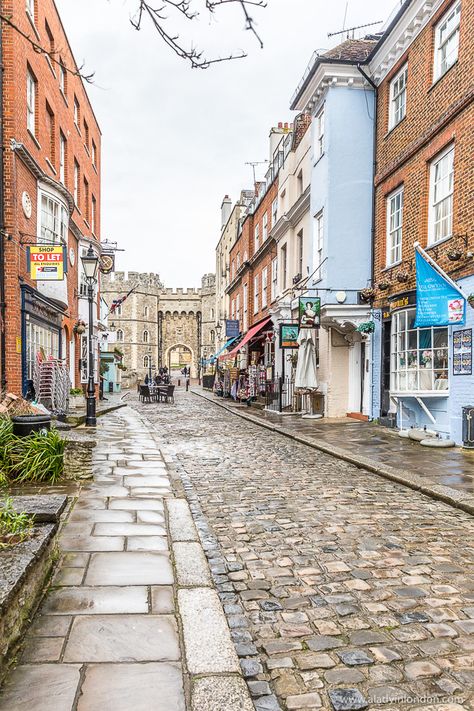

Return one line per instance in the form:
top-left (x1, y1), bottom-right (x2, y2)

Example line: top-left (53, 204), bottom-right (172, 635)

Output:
top-left (357, 63), bottom-right (378, 419)
top-left (0, 18), bottom-right (7, 389)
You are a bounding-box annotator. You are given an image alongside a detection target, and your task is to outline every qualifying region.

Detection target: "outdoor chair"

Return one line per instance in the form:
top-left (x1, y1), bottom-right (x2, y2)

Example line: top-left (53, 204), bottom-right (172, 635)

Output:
top-left (158, 385), bottom-right (175, 403)
top-left (139, 385), bottom-right (152, 404)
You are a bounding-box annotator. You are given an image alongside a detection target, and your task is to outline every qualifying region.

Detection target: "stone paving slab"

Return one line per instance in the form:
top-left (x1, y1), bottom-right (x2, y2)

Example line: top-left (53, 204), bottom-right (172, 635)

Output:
top-left (167, 498), bottom-right (199, 541)
top-left (0, 664), bottom-right (80, 711)
top-left (191, 676), bottom-right (255, 711)
top-left (173, 542), bottom-right (212, 586)
top-left (42, 586), bottom-right (149, 615)
top-left (85, 551), bottom-right (173, 585)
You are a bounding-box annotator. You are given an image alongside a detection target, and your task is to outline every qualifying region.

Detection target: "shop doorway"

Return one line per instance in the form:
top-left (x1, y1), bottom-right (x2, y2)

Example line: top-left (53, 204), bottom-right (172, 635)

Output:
top-left (381, 319), bottom-right (391, 419)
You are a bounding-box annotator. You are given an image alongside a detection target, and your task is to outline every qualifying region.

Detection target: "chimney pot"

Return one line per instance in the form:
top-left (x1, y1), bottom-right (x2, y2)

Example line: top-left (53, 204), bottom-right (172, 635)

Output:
top-left (278, 122), bottom-right (283, 128)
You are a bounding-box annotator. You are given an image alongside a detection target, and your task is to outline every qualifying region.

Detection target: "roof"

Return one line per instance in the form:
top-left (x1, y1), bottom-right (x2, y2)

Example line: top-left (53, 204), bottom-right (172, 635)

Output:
top-left (290, 37), bottom-right (378, 109)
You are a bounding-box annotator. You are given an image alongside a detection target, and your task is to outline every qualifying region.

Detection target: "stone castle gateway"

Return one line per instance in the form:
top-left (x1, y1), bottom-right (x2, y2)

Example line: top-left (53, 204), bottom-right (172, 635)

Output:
top-left (101, 272), bottom-right (215, 386)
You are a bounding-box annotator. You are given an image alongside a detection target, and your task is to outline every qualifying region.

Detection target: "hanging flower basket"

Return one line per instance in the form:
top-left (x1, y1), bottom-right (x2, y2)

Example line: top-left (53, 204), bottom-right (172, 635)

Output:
top-left (356, 321), bottom-right (376, 335)
top-left (468, 294), bottom-right (474, 309)
top-left (395, 270), bottom-right (409, 283)
top-left (447, 249), bottom-right (463, 262)
top-left (360, 287), bottom-right (376, 302)
top-left (378, 281), bottom-right (391, 291)
top-left (73, 320), bottom-right (86, 335)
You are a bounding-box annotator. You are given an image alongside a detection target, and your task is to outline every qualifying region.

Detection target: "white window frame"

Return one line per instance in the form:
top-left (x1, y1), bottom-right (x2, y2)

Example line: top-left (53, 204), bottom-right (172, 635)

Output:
top-left (38, 189), bottom-right (68, 245)
top-left (59, 132), bottom-right (66, 184)
top-left (434, 0), bottom-right (461, 81)
top-left (314, 211), bottom-right (324, 281)
top-left (428, 144), bottom-right (454, 245)
top-left (271, 258), bottom-right (278, 301)
top-left (262, 212), bottom-right (268, 241)
top-left (253, 275), bottom-right (259, 314)
top-left (254, 224), bottom-right (260, 253)
top-left (59, 60), bottom-right (66, 96)
top-left (271, 198), bottom-right (278, 226)
top-left (236, 293), bottom-right (240, 321)
top-left (91, 196), bottom-right (97, 235)
top-left (281, 244), bottom-right (287, 291)
top-left (92, 140), bottom-right (97, 168)
top-left (73, 161), bottom-right (79, 205)
top-left (243, 283), bottom-right (248, 331)
top-left (26, 0), bottom-right (35, 19)
top-left (231, 299), bottom-right (235, 320)
top-left (262, 267), bottom-right (268, 308)
top-left (391, 308), bottom-right (449, 393)
top-left (386, 187), bottom-right (404, 266)
top-left (316, 107), bottom-right (324, 158)
top-left (74, 97), bottom-right (80, 128)
top-left (389, 64), bottom-right (408, 129)
top-left (26, 68), bottom-right (36, 135)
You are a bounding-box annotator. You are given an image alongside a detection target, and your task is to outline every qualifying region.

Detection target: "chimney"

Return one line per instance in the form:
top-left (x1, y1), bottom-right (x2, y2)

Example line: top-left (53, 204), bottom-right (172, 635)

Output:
top-left (221, 195), bottom-right (232, 229)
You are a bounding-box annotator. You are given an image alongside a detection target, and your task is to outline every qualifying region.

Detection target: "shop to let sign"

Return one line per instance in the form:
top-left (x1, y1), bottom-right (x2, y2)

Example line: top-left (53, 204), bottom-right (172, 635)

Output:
top-left (28, 246), bottom-right (65, 281)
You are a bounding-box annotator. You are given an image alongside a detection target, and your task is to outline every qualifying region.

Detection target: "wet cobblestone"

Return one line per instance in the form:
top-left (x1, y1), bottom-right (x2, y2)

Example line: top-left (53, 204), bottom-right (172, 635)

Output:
top-left (133, 391), bottom-right (474, 710)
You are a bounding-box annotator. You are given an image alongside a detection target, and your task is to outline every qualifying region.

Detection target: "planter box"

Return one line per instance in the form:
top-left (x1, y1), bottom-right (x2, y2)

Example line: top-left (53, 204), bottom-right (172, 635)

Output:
top-left (68, 394), bottom-right (86, 410)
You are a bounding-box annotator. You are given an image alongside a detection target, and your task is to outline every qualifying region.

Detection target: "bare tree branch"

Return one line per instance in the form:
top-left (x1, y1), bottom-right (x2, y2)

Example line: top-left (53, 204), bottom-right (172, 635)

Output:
top-left (132, 0), bottom-right (266, 68)
top-left (0, 12), bottom-right (95, 83)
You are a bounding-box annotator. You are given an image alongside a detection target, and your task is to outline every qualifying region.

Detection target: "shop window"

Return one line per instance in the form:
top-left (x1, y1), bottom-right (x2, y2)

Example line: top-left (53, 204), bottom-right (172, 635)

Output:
top-left (39, 191), bottom-right (68, 244)
top-left (391, 308), bottom-right (449, 392)
top-left (434, 0), bottom-right (461, 81)
top-left (389, 64), bottom-right (407, 129)
top-left (26, 319), bottom-right (59, 379)
top-left (386, 187), bottom-right (403, 265)
top-left (429, 145), bottom-right (454, 244)
top-left (116, 329), bottom-right (124, 342)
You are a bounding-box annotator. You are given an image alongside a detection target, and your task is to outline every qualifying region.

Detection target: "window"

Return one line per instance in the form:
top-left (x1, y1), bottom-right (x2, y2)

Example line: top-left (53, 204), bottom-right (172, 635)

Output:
top-left (115, 304), bottom-right (122, 316)
top-left (316, 107), bottom-right (324, 158)
top-left (45, 21), bottom-right (55, 58)
top-left (84, 119), bottom-right (89, 150)
top-left (210, 330), bottom-right (215, 343)
top-left (91, 195), bottom-right (97, 234)
top-left (74, 96), bottom-right (80, 128)
top-left (297, 229), bottom-right (304, 278)
top-left (73, 161), bottom-right (80, 205)
top-left (386, 188), bottom-right (404, 265)
top-left (26, 68), bottom-right (37, 135)
top-left (83, 177), bottom-right (90, 222)
top-left (45, 103), bottom-right (55, 166)
top-left (143, 355), bottom-right (150, 369)
top-left (389, 64), bottom-right (408, 129)
top-left (92, 139), bottom-right (97, 167)
top-left (144, 306), bottom-right (149, 317)
top-left (39, 191), bottom-right (68, 244)
top-left (297, 170), bottom-right (303, 196)
top-left (254, 275), bottom-right (259, 314)
top-left (143, 330), bottom-right (149, 343)
top-left (254, 224), bottom-right (260, 253)
top-left (271, 198), bottom-right (278, 226)
top-left (262, 267), bottom-right (268, 308)
top-left (59, 132), bottom-right (66, 184)
top-left (79, 246), bottom-right (88, 296)
top-left (281, 244), bottom-right (287, 290)
top-left (262, 212), bottom-right (268, 241)
top-left (271, 258), bottom-right (278, 301)
top-left (434, 0), bottom-right (461, 81)
top-left (26, 0), bottom-right (35, 19)
top-left (58, 60), bottom-right (66, 97)
top-left (391, 309), bottom-right (449, 392)
top-left (237, 253), bottom-right (241, 270)
top-left (314, 211), bottom-right (324, 281)
top-left (243, 283), bottom-right (248, 331)
top-left (116, 329), bottom-right (124, 342)
top-left (26, 320), bottom-right (59, 379)
top-left (236, 293), bottom-right (240, 321)
top-left (231, 299), bottom-right (235, 320)
top-left (429, 145), bottom-right (454, 244)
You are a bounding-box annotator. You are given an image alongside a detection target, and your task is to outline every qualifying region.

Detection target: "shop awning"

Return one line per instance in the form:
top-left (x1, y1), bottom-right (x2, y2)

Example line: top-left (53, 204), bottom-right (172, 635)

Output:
top-left (221, 317), bottom-right (272, 360)
top-left (208, 337), bottom-right (237, 363)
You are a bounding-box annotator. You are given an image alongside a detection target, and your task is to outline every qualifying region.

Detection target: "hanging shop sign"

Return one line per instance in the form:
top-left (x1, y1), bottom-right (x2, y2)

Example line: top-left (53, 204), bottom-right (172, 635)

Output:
top-left (280, 323), bottom-right (300, 349)
top-left (99, 253), bottom-right (115, 274)
top-left (28, 246), bottom-right (65, 281)
top-left (298, 297), bottom-right (321, 329)
top-left (453, 328), bottom-right (472, 376)
top-left (414, 248), bottom-right (465, 328)
top-left (225, 319), bottom-right (240, 338)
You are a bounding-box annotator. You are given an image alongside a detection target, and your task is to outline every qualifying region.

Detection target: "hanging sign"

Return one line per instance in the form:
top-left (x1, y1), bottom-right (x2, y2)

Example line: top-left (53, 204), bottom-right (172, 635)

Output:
top-left (280, 323), bottom-right (299, 349)
top-left (225, 319), bottom-right (240, 338)
top-left (28, 246), bottom-right (65, 281)
top-left (414, 249), bottom-right (465, 328)
top-left (299, 297), bottom-right (321, 328)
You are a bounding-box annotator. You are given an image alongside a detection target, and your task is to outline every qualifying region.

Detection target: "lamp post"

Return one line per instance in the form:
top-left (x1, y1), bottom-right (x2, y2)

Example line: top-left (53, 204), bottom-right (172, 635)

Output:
top-left (81, 245), bottom-right (99, 426)
top-left (215, 321), bottom-right (222, 346)
top-left (148, 349), bottom-right (152, 383)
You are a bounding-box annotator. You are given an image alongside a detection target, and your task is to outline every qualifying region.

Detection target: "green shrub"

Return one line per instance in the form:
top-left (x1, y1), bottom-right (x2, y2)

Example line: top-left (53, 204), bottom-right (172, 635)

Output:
top-left (0, 496), bottom-right (33, 548)
top-left (10, 429), bottom-right (65, 484)
top-left (0, 419), bottom-right (15, 486)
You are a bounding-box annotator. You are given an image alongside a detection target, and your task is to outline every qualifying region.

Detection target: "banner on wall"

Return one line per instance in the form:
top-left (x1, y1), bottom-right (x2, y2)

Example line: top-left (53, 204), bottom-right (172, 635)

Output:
top-left (414, 246), bottom-right (466, 328)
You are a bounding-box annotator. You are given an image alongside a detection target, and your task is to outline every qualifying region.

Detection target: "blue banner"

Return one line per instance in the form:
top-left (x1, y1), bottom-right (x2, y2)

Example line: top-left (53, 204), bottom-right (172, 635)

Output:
top-left (415, 250), bottom-right (465, 328)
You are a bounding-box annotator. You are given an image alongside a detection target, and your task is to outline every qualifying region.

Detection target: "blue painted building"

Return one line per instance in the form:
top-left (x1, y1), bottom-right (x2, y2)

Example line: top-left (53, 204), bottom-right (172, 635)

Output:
top-left (291, 40), bottom-right (378, 417)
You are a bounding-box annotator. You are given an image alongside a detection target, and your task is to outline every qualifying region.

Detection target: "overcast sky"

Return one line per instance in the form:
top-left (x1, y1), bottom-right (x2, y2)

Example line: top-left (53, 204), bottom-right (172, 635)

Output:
top-left (56, 0), bottom-right (397, 288)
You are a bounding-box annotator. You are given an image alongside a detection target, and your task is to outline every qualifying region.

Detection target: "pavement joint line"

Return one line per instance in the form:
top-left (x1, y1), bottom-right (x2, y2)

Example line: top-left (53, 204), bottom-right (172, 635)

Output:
top-left (192, 388), bottom-right (474, 518)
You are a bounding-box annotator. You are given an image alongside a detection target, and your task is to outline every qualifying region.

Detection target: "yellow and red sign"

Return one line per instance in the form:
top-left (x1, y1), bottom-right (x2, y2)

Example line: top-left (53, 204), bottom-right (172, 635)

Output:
top-left (28, 246), bottom-right (65, 281)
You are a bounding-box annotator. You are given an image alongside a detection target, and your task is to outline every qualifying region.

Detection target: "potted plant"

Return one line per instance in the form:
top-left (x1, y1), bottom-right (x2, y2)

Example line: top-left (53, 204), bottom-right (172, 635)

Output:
top-left (378, 281), bottom-right (391, 291)
top-left (360, 287), bottom-right (376, 302)
top-left (73, 320), bottom-right (86, 335)
top-left (356, 321), bottom-right (376, 335)
top-left (69, 387), bottom-right (86, 410)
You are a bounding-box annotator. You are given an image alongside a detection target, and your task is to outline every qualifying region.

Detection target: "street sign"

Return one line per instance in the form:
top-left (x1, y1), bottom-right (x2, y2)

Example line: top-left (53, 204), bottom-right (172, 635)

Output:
top-left (226, 319), bottom-right (240, 338)
top-left (28, 246), bottom-right (65, 281)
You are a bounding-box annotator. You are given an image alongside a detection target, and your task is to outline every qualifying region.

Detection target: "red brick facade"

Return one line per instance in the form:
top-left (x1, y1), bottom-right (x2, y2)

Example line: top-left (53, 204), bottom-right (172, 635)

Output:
top-left (373, 0), bottom-right (474, 305)
top-left (1, 0), bottom-right (101, 393)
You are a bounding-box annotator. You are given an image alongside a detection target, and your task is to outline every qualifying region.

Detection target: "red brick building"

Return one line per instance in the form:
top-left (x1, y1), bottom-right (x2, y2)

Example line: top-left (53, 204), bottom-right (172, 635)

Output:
top-left (0, 0), bottom-right (101, 396)
top-left (369, 0), bottom-right (474, 442)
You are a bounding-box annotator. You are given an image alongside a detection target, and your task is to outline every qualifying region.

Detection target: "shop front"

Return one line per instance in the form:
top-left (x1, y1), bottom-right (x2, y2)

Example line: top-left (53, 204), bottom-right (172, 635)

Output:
top-left (21, 285), bottom-right (65, 398)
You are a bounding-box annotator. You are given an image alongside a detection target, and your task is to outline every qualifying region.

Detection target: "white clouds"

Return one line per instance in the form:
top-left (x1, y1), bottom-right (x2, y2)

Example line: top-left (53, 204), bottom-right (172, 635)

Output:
top-left (56, 0), bottom-right (396, 286)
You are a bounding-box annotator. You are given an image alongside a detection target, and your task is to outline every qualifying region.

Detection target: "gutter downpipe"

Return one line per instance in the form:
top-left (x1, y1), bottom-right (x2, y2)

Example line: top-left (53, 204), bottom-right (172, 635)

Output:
top-left (357, 63), bottom-right (378, 420)
top-left (0, 17), bottom-right (7, 390)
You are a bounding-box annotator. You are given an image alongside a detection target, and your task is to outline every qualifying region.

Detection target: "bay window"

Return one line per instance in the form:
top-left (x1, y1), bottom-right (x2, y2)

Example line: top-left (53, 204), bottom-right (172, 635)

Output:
top-left (39, 191), bottom-right (68, 244)
top-left (429, 145), bottom-right (454, 244)
top-left (391, 309), bottom-right (449, 392)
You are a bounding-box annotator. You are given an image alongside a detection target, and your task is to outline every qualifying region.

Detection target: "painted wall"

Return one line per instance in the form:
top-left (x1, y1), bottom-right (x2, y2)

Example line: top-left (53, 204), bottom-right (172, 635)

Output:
top-left (311, 87), bottom-right (374, 305)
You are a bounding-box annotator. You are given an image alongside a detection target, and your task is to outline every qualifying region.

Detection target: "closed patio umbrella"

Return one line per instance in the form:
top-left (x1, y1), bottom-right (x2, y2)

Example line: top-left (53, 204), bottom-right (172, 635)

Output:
top-left (295, 328), bottom-right (321, 418)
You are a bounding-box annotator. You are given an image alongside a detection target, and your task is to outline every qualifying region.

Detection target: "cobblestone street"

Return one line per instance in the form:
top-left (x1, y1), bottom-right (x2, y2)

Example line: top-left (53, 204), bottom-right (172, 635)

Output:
top-left (133, 389), bottom-right (474, 711)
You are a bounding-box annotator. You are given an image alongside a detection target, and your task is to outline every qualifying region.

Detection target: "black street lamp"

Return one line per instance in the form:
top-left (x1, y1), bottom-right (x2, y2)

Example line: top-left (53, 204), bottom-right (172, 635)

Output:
top-left (81, 245), bottom-right (99, 426)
